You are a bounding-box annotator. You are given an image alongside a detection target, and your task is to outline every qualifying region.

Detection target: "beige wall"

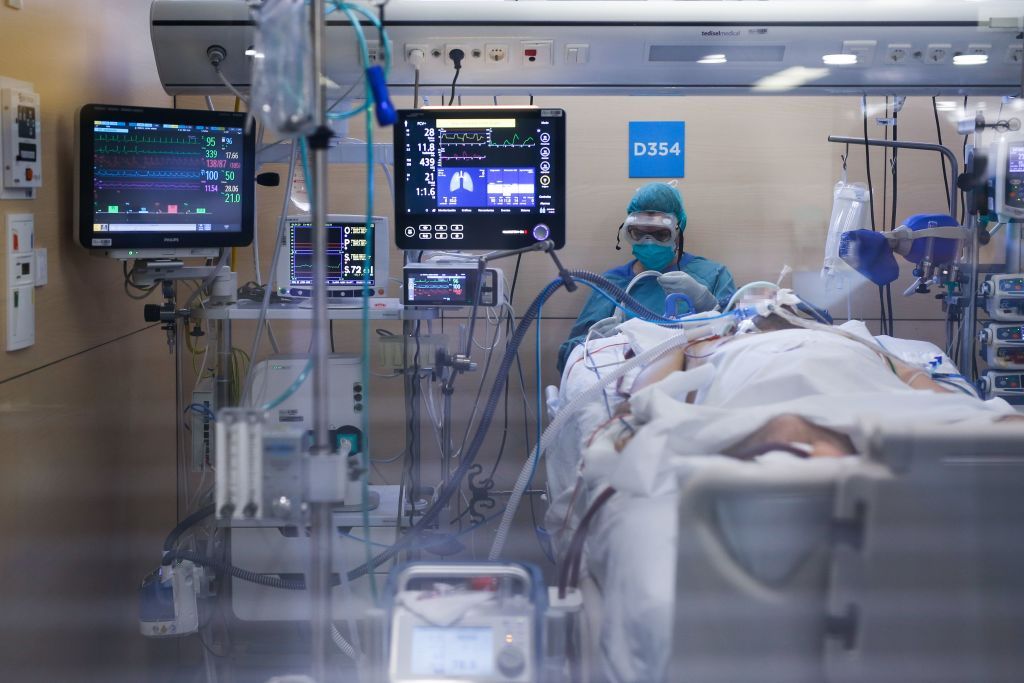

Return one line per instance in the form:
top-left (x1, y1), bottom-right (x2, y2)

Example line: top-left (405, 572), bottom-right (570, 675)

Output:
top-left (0, 2), bottom-right (180, 681)
top-left (1, 1), bottom-right (1017, 678)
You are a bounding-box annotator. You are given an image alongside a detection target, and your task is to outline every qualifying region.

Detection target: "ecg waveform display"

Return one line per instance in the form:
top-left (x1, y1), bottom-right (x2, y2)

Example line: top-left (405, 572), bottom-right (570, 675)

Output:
top-left (91, 120), bottom-right (246, 233)
top-left (288, 222), bottom-right (375, 286)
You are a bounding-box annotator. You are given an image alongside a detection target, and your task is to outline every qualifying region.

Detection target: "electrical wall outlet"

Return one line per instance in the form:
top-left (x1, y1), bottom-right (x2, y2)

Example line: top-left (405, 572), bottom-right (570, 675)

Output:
top-left (926, 44), bottom-right (951, 64)
top-left (968, 43), bottom-right (992, 57)
top-left (521, 40), bottom-right (554, 67)
top-left (485, 44), bottom-right (509, 64)
top-left (444, 43), bottom-right (471, 67)
top-left (1008, 46), bottom-right (1024, 65)
top-left (886, 43), bottom-right (912, 65)
top-left (405, 43), bottom-right (429, 65)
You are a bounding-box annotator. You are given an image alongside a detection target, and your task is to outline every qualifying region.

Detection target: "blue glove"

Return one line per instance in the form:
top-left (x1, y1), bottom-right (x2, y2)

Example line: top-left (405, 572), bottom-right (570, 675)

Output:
top-left (839, 229), bottom-right (899, 286)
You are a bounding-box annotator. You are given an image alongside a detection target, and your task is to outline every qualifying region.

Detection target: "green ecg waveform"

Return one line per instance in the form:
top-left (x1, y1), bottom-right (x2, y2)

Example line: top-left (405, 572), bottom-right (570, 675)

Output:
top-left (95, 145), bottom-right (200, 156)
top-left (494, 133), bottom-right (535, 146)
top-left (95, 133), bottom-right (201, 145)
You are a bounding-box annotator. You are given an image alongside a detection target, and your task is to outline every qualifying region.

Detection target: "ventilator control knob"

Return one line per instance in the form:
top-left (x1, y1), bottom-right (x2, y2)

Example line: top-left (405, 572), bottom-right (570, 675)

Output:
top-left (532, 223), bottom-right (550, 241)
top-left (496, 646), bottom-right (526, 678)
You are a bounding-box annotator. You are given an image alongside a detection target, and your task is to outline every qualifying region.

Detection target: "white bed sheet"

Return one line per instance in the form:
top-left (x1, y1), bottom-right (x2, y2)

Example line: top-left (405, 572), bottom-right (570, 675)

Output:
top-left (545, 320), bottom-right (1017, 683)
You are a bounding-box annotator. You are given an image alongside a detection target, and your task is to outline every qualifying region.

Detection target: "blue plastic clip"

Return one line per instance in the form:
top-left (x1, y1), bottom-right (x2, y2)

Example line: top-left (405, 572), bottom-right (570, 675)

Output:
top-left (367, 65), bottom-right (396, 126)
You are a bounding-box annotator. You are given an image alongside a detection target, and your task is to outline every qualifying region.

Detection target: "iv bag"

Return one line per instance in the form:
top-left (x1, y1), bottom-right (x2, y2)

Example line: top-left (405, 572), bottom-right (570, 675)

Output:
top-left (250, 0), bottom-right (317, 138)
top-left (823, 181), bottom-right (870, 280)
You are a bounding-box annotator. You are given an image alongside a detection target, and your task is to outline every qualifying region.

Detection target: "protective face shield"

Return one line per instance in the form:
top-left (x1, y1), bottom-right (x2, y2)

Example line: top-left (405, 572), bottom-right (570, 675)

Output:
top-left (622, 211), bottom-right (680, 246)
top-left (621, 211), bottom-right (680, 271)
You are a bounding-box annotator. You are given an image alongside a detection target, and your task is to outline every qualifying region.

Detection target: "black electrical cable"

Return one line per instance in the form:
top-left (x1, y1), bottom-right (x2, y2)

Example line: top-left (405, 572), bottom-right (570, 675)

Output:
top-left (862, 95), bottom-right (889, 336)
top-left (163, 503), bottom-right (216, 553)
top-left (448, 68), bottom-right (460, 106)
top-left (887, 108), bottom-right (899, 336)
top-left (162, 549), bottom-right (309, 590)
top-left (344, 271), bottom-right (676, 581)
top-left (960, 96), bottom-right (969, 225)
top-left (330, 320), bottom-right (336, 353)
top-left (932, 97), bottom-right (952, 203)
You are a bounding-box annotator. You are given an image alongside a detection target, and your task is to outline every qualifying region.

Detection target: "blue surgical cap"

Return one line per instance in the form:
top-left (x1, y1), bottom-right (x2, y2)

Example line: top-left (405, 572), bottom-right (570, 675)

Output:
top-left (627, 182), bottom-right (687, 232)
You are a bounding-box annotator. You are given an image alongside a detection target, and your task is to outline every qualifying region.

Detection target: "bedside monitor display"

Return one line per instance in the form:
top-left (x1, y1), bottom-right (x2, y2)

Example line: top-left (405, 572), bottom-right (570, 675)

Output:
top-left (276, 215), bottom-right (389, 299)
top-left (394, 107), bottom-right (566, 250)
top-left (76, 104), bottom-right (255, 257)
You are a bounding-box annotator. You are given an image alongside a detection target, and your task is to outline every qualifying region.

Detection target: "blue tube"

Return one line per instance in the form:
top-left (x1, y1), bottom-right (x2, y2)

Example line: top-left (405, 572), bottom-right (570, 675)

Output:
top-left (367, 65), bottom-right (396, 126)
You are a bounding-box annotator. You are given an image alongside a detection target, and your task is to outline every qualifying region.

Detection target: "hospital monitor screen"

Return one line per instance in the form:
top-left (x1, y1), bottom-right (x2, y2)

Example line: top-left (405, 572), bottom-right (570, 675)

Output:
top-left (76, 104), bottom-right (255, 258)
top-left (394, 107), bottom-right (566, 250)
top-left (275, 215), bottom-right (389, 299)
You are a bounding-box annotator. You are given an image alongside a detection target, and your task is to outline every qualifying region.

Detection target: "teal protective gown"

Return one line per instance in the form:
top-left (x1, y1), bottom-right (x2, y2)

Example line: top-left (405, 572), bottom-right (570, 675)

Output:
top-left (557, 253), bottom-right (736, 371)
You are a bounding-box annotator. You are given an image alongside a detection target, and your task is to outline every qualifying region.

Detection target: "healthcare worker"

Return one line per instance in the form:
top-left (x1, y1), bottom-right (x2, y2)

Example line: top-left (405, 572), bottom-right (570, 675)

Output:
top-left (558, 181), bottom-right (736, 371)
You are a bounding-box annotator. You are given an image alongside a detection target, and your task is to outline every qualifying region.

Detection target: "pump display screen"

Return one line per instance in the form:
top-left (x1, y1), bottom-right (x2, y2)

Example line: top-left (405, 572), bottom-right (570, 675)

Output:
top-left (410, 626), bottom-right (494, 677)
top-left (1005, 142), bottom-right (1024, 212)
top-left (395, 108), bottom-right (566, 250)
top-left (1009, 144), bottom-right (1024, 173)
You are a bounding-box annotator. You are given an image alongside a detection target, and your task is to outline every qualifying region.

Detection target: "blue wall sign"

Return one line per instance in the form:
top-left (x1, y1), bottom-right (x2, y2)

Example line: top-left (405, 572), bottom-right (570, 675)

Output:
top-left (628, 121), bottom-right (686, 178)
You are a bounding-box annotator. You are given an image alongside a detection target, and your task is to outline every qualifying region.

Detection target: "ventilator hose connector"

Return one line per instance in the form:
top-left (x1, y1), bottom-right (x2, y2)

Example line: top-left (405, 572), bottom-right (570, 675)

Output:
top-left (342, 270), bottom-right (677, 581)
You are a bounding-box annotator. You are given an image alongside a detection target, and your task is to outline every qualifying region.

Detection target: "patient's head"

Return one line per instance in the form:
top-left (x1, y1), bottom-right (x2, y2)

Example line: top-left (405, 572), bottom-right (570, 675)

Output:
top-left (723, 414), bottom-right (856, 461)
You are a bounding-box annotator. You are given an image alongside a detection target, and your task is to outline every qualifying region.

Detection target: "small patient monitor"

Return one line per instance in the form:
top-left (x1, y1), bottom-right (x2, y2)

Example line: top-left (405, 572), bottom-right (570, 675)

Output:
top-left (275, 214), bottom-right (389, 300)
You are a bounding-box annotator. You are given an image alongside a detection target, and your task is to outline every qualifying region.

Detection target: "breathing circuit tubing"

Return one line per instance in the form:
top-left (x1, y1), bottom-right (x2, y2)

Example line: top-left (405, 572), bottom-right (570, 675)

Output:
top-left (487, 321), bottom-right (717, 560)
top-left (341, 269), bottom-right (708, 580)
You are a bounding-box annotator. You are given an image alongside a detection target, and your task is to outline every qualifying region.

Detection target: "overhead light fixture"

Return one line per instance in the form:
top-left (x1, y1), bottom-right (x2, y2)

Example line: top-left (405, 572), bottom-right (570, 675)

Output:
top-left (935, 100), bottom-right (959, 111)
top-left (697, 54), bottom-right (727, 64)
top-left (822, 54), bottom-right (858, 66)
top-left (753, 66), bottom-right (829, 92)
top-left (953, 54), bottom-right (988, 66)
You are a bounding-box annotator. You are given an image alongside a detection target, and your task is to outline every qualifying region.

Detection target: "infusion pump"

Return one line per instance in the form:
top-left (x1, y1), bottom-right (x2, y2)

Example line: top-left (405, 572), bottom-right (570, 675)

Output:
top-left (994, 132), bottom-right (1024, 222)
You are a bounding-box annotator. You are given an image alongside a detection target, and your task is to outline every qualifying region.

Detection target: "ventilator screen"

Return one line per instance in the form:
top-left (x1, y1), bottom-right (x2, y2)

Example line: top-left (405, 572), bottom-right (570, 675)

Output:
top-left (394, 107), bottom-right (566, 250)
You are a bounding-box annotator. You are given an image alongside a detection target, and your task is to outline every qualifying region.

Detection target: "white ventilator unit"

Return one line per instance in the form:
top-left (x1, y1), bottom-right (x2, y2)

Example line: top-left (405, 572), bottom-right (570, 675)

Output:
top-left (151, 0), bottom-right (1024, 96)
top-left (249, 355), bottom-right (364, 433)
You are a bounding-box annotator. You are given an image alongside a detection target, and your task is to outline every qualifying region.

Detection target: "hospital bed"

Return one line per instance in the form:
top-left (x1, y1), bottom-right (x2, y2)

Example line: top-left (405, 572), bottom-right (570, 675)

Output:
top-left (671, 424), bottom-right (1024, 683)
top-left (548, 324), bottom-right (1024, 682)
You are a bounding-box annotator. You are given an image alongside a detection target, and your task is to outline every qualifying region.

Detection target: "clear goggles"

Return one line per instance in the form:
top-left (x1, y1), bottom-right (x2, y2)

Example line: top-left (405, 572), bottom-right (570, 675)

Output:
top-left (623, 212), bottom-right (679, 244)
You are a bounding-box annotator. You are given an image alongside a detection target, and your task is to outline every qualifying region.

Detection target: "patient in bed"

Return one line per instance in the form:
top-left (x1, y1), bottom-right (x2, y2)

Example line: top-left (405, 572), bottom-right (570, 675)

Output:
top-left (550, 305), bottom-right (1022, 683)
top-left (610, 307), bottom-right (1022, 459)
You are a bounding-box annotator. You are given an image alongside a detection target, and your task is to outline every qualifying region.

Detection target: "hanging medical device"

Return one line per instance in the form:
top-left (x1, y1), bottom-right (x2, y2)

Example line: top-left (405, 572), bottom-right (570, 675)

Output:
top-left (394, 107), bottom-right (567, 251)
top-left (75, 104), bottom-right (256, 260)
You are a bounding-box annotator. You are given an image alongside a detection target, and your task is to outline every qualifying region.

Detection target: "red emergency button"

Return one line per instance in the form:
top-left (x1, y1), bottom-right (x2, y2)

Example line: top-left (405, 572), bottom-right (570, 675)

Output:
top-left (25, 168), bottom-right (33, 181)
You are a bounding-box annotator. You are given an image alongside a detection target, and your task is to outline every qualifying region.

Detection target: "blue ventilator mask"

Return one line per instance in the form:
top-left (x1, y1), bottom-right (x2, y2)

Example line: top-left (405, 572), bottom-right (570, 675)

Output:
top-left (622, 211), bottom-right (680, 271)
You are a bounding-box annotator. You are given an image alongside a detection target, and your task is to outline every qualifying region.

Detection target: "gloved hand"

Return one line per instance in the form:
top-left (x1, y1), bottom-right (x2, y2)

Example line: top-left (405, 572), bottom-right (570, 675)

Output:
top-left (657, 271), bottom-right (718, 311)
